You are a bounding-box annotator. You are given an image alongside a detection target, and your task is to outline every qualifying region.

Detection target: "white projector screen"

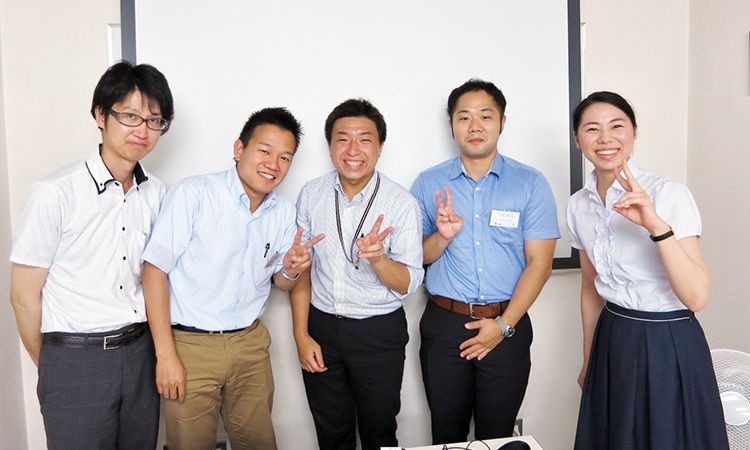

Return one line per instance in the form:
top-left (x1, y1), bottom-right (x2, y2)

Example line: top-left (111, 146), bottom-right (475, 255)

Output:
top-left (123, 2), bottom-right (582, 448)
top-left (125, 0), bottom-right (582, 265)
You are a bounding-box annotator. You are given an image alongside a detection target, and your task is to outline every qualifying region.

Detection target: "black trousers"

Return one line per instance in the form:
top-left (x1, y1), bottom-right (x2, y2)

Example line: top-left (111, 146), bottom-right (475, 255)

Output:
top-left (419, 300), bottom-right (532, 444)
top-left (37, 326), bottom-right (159, 450)
top-left (303, 305), bottom-right (408, 450)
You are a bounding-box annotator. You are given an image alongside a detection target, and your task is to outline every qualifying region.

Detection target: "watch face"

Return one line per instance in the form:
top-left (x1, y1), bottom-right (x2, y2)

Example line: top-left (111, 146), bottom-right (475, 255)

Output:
top-left (504, 326), bottom-right (515, 338)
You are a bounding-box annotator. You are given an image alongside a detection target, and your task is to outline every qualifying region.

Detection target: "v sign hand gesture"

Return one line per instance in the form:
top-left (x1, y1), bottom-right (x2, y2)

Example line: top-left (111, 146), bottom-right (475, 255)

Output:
top-left (356, 214), bottom-right (394, 264)
top-left (612, 160), bottom-right (671, 236)
top-left (282, 227), bottom-right (325, 279)
top-left (435, 187), bottom-right (464, 240)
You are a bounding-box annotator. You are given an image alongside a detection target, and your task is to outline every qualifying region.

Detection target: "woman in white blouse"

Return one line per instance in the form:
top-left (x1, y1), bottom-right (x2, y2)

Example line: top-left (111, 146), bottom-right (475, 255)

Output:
top-left (566, 91), bottom-right (728, 449)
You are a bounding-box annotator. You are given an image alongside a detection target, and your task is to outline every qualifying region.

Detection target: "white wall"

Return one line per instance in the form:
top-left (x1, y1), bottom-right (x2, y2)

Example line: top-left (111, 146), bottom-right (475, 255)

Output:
top-left (3, 1), bottom-right (743, 449)
top-left (0, 1), bottom-right (120, 448)
top-left (0, 7), bottom-right (28, 448)
top-left (688, 0), bottom-right (750, 352)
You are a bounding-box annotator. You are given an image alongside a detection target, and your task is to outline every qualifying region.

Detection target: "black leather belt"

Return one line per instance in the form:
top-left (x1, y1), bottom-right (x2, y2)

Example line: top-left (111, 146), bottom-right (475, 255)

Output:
top-left (431, 295), bottom-right (509, 319)
top-left (43, 322), bottom-right (147, 350)
top-left (172, 324), bottom-right (247, 334)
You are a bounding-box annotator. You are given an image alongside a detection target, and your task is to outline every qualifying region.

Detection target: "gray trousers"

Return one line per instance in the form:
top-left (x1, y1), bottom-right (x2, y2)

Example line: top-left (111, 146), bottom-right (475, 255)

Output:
top-left (37, 327), bottom-right (159, 450)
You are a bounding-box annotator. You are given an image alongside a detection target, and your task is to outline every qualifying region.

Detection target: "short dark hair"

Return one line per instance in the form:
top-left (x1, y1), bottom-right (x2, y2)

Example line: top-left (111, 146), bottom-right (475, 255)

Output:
top-left (324, 98), bottom-right (386, 144)
top-left (447, 78), bottom-right (507, 118)
top-left (238, 107), bottom-right (303, 153)
top-left (91, 62), bottom-right (174, 133)
top-left (572, 91), bottom-right (638, 133)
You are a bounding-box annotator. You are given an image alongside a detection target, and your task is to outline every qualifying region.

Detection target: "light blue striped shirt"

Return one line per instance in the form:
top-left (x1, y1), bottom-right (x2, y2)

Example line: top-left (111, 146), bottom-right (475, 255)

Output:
top-left (143, 167), bottom-right (296, 330)
top-left (297, 170), bottom-right (424, 319)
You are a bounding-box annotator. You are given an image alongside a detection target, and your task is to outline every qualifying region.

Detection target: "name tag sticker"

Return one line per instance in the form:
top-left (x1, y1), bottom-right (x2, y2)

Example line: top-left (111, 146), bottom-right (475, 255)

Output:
top-left (490, 210), bottom-right (520, 228)
top-left (265, 252), bottom-right (281, 268)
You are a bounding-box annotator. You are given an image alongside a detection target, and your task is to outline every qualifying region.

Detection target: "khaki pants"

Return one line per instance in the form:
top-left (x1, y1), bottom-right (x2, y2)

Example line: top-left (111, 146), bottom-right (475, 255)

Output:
top-left (165, 320), bottom-right (276, 450)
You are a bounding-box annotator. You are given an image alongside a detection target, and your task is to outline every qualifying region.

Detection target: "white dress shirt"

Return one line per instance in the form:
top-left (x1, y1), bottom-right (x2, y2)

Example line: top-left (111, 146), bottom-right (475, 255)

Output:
top-left (566, 161), bottom-right (702, 312)
top-left (10, 149), bottom-right (165, 333)
top-left (297, 170), bottom-right (424, 319)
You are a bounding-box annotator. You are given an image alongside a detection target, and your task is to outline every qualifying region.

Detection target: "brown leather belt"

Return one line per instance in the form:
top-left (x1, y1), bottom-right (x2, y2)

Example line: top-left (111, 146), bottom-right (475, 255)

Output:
top-left (430, 295), bottom-right (508, 319)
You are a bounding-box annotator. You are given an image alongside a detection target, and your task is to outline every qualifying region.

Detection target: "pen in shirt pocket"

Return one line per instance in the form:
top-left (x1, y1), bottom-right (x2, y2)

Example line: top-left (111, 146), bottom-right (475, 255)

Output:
top-left (264, 243), bottom-right (270, 258)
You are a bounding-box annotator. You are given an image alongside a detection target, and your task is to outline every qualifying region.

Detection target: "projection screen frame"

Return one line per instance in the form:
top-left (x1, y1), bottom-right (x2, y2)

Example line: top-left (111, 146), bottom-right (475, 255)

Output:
top-left (120, 0), bottom-right (582, 270)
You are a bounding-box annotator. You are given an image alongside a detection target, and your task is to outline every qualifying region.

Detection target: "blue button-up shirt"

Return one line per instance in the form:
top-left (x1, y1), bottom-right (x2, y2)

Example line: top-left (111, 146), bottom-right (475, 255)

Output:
top-left (143, 167), bottom-right (296, 330)
top-left (411, 154), bottom-right (560, 302)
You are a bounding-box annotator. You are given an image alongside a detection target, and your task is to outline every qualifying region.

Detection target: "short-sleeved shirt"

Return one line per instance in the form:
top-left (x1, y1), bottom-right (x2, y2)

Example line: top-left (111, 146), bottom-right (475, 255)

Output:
top-left (566, 161), bottom-right (701, 312)
top-left (10, 149), bottom-right (165, 333)
top-left (411, 154), bottom-right (560, 302)
top-left (296, 170), bottom-right (424, 319)
top-left (142, 167), bottom-right (296, 330)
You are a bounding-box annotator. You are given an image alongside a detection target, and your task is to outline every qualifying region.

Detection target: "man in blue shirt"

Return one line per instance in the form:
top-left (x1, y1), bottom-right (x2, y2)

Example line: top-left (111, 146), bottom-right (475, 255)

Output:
top-left (142, 107), bottom-right (323, 450)
top-left (411, 79), bottom-right (560, 443)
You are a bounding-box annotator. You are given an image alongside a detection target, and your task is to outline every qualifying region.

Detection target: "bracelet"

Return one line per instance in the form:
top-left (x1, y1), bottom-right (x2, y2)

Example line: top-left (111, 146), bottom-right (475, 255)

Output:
top-left (649, 227), bottom-right (674, 242)
top-left (281, 269), bottom-right (301, 281)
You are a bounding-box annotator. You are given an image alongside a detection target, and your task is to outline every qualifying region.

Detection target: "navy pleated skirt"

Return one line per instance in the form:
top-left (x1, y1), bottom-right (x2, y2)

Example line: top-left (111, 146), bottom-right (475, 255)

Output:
top-left (574, 302), bottom-right (729, 450)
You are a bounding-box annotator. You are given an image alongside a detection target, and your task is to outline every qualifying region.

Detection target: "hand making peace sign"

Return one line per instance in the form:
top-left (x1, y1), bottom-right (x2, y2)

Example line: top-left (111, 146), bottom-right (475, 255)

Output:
top-left (612, 160), bottom-right (670, 235)
top-left (282, 227), bottom-right (325, 278)
top-left (356, 214), bottom-right (394, 264)
top-left (435, 186), bottom-right (464, 240)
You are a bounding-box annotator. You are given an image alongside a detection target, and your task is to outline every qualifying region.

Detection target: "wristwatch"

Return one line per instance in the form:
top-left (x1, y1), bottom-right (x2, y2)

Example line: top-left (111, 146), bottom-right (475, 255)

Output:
top-left (495, 316), bottom-right (515, 338)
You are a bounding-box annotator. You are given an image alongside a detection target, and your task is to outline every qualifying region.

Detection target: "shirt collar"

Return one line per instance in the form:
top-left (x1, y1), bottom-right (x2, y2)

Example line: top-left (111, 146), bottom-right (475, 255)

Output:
top-left (228, 166), bottom-right (277, 212)
top-left (583, 159), bottom-right (644, 196)
top-left (85, 148), bottom-right (149, 195)
top-left (450, 153), bottom-right (502, 181)
top-left (334, 170), bottom-right (380, 204)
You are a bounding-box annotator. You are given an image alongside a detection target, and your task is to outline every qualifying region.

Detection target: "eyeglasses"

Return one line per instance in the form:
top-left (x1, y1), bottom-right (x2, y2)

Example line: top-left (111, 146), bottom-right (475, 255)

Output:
top-left (106, 109), bottom-right (170, 132)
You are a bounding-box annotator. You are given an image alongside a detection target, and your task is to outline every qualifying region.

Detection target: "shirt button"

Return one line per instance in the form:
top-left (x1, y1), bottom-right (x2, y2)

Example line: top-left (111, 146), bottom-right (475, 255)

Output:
top-left (475, 214), bottom-right (480, 219)
top-left (119, 285), bottom-right (123, 290)
top-left (478, 268), bottom-right (483, 273)
top-left (123, 256), bottom-right (126, 260)
top-left (480, 295), bottom-right (485, 300)
top-left (475, 241), bottom-right (480, 246)
top-left (475, 187), bottom-right (480, 191)
top-left (122, 227), bottom-right (126, 231)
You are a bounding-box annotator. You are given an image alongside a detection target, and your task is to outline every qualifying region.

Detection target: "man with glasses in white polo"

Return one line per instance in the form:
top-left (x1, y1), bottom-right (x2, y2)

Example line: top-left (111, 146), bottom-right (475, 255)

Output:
top-left (9, 62), bottom-right (173, 450)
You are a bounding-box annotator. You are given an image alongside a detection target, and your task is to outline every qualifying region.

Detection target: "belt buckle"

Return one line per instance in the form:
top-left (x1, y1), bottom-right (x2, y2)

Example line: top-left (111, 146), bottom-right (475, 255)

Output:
top-left (102, 332), bottom-right (124, 350)
top-left (468, 302), bottom-right (488, 319)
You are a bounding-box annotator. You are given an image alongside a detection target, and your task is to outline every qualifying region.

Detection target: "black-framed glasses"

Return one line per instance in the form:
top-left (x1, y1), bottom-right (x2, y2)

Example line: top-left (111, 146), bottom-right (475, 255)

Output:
top-left (106, 109), bottom-right (170, 132)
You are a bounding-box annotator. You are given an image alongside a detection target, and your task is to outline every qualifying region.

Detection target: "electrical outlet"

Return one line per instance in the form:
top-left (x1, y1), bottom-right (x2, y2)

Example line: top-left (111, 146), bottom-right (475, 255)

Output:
top-left (513, 417), bottom-right (523, 436)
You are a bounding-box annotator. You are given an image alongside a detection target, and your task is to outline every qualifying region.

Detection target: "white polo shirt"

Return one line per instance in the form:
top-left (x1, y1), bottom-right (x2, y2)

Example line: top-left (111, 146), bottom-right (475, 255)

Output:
top-left (10, 149), bottom-right (165, 333)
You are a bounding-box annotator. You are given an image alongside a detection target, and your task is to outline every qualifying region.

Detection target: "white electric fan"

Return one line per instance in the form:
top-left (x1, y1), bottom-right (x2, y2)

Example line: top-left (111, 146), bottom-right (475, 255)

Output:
top-left (712, 349), bottom-right (750, 449)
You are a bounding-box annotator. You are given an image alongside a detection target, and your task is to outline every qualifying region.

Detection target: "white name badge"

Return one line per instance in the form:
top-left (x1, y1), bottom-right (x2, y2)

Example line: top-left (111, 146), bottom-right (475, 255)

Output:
top-left (490, 210), bottom-right (520, 228)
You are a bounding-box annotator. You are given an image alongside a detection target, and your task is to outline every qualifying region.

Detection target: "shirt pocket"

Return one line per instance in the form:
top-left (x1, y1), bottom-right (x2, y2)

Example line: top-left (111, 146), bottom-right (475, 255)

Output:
top-left (489, 223), bottom-right (521, 245)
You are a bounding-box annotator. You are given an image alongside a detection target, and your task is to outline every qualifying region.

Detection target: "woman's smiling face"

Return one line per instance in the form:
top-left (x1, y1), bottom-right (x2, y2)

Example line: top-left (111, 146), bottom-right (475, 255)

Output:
top-left (574, 101), bottom-right (637, 175)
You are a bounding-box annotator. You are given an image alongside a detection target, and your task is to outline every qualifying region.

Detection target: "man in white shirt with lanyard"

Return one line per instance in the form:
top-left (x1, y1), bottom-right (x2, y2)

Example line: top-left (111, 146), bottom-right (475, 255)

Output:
top-left (291, 98), bottom-right (424, 450)
top-left (9, 62), bottom-right (174, 450)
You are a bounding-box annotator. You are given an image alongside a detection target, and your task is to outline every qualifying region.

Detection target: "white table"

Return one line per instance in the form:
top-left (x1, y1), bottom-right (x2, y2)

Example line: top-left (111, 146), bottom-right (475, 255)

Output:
top-left (400, 435), bottom-right (543, 450)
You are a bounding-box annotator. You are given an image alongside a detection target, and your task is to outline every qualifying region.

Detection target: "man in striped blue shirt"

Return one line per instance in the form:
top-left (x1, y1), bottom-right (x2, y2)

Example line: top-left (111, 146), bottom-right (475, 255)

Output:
top-left (290, 98), bottom-right (424, 450)
top-left (141, 107), bottom-right (323, 450)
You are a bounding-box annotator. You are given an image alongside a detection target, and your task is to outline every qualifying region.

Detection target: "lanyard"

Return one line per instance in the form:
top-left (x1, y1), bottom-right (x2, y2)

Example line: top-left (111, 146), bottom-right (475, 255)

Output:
top-left (334, 174), bottom-right (380, 270)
